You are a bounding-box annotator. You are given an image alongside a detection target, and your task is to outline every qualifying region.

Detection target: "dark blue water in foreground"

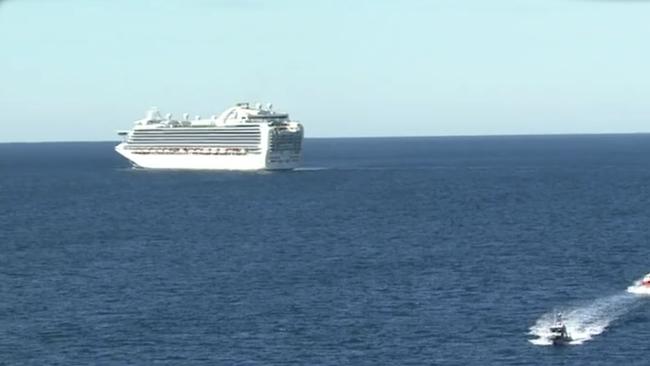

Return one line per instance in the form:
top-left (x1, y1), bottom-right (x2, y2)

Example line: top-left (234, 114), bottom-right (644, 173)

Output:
top-left (2, 135), bottom-right (650, 365)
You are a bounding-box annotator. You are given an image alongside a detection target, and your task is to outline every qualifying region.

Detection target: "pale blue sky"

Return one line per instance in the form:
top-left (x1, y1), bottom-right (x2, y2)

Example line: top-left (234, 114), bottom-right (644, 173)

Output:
top-left (1, 0), bottom-right (649, 142)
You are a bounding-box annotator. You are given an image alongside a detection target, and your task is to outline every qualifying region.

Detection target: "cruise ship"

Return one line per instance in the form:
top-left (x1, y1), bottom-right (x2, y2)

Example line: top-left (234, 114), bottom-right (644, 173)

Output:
top-left (115, 102), bottom-right (303, 170)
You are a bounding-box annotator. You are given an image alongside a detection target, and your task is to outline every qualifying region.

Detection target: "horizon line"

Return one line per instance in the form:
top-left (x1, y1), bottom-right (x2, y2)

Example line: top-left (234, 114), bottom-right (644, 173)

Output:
top-left (1, 131), bottom-right (650, 144)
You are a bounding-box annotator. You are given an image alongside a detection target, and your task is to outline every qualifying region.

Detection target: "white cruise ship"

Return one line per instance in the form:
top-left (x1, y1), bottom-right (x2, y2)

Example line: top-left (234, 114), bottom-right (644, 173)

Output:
top-left (115, 102), bottom-right (303, 170)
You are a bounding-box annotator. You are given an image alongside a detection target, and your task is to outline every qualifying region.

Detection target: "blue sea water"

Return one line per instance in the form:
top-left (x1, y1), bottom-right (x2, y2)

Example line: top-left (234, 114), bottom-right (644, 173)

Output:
top-left (1, 135), bottom-right (650, 365)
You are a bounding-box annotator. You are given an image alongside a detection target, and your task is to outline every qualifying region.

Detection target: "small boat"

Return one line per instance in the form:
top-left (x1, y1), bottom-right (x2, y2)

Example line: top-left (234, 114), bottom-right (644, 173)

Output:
top-left (549, 313), bottom-right (572, 345)
top-left (641, 273), bottom-right (650, 287)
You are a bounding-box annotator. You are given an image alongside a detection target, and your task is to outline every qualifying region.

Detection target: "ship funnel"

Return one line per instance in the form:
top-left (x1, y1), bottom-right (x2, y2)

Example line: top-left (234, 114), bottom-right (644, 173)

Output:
top-left (266, 103), bottom-right (273, 111)
top-left (145, 107), bottom-right (162, 121)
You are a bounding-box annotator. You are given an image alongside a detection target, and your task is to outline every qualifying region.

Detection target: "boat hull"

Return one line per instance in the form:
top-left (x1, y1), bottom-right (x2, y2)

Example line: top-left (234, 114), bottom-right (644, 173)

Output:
top-left (551, 337), bottom-right (572, 346)
top-left (115, 144), bottom-right (299, 171)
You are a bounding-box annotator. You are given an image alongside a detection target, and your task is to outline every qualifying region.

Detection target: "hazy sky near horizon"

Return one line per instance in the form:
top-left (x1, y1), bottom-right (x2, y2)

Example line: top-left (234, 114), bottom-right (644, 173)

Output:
top-left (1, 0), bottom-right (649, 142)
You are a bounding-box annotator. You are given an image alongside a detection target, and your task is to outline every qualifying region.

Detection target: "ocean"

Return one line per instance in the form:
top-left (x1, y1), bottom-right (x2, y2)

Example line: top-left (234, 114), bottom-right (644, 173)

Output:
top-left (1, 135), bottom-right (650, 365)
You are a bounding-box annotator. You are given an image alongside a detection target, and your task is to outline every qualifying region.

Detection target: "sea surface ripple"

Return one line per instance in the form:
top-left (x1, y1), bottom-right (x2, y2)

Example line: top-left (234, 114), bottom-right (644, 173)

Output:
top-left (2, 136), bottom-right (650, 365)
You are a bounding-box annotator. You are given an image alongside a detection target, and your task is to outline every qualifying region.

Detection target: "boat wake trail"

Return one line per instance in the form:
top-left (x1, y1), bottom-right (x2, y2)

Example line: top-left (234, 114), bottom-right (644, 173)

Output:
top-left (529, 292), bottom-right (642, 346)
top-left (627, 286), bottom-right (650, 296)
top-left (626, 274), bottom-right (650, 296)
top-left (294, 167), bottom-right (329, 171)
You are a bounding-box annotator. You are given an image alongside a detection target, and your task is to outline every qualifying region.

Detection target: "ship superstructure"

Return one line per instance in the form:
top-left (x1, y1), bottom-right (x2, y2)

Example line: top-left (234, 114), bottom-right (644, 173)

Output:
top-left (115, 102), bottom-right (303, 170)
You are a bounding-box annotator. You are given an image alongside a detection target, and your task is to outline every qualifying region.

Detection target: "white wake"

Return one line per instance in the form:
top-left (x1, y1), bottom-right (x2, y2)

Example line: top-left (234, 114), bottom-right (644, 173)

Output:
top-left (529, 292), bottom-right (642, 346)
top-left (626, 278), bottom-right (650, 296)
top-left (293, 167), bottom-right (329, 171)
top-left (627, 286), bottom-right (650, 296)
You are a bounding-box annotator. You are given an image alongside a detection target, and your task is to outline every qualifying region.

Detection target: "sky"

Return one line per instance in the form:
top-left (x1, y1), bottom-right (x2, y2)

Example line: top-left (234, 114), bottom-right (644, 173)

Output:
top-left (1, 0), bottom-right (649, 142)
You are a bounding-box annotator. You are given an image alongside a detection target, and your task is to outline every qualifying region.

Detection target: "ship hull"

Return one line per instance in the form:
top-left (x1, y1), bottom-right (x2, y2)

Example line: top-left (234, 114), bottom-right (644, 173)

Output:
top-left (115, 144), bottom-right (299, 171)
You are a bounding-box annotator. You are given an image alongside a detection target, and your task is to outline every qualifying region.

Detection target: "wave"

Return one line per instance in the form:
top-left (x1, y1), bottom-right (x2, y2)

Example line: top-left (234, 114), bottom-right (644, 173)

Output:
top-left (627, 278), bottom-right (650, 296)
